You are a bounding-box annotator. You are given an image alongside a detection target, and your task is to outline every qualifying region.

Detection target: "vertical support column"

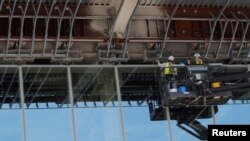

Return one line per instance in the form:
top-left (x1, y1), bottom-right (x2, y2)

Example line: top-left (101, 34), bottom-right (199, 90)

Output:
top-left (211, 106), bottom-right (216, 124)
top-left (18, 66), bottom-right (27, 141)
top-left (114, 66), bottom-right (126, 141)
top-left (166, 107), bottom-right (173, 141)
top-left (67, 66), bottom-right (77, 141)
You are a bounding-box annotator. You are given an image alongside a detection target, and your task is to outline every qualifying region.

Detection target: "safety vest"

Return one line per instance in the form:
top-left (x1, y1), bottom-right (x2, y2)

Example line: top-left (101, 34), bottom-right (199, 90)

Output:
top-left (164, 62), bottom-right (177, 75)
top-left (195, 58), bottom-right (203, 65)
top-left (164, 62), bottom-right (171, 75)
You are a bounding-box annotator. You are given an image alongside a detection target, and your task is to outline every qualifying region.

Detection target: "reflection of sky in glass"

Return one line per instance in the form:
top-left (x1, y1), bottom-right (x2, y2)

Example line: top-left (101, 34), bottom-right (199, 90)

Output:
top-left (0, 104), bottom-right (249, 141)
top-left (26, 109), bottom-right (74, 141)
top-left (0, 110), bottom-right (23, 141)
top-left (75, 108), bottom-right (122, 141)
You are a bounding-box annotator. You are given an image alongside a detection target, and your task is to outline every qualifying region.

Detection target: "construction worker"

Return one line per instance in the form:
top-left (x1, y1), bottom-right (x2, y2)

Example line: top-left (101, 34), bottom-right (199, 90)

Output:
top-left (194, 53), bottom-right (203, 65)
top-left (187, 53), bottom-right (204, 65)
top-left (164, 55), bottom-right (177, 76)
top-left (157, 56), bottom-right (177, 92)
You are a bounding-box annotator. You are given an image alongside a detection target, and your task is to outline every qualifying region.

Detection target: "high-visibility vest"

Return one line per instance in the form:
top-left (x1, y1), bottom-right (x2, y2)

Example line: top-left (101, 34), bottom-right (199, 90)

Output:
top-left (195, 58), bottom-right (203, 65)
top-left (164, 62), bottom-right (177, 75)
top-left (164, 62), bottom-right (170, 75)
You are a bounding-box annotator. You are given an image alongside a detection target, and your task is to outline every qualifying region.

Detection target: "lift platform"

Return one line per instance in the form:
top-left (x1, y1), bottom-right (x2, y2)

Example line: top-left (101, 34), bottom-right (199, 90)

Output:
top-left (158, 65), bottom-right (250, 106)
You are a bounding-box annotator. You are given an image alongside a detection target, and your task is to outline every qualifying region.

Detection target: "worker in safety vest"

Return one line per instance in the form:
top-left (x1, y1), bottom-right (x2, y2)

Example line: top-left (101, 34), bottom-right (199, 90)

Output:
top-left (164, 55), bottom-right (177, 76)
top-left (157, 56), bottom-right (177, 92)
top-left (187, 53), bottom-right (204, 65)
top-left (194, 53), bottom-right (203, 65)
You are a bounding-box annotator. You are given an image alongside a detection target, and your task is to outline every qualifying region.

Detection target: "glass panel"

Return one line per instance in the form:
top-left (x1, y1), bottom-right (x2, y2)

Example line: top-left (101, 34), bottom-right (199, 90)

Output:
top-left (216, 101), bottom-right (250, 124)
top-left (23, 67), bottom-right (74, 141)
top-left (0, 67), bottom-right (22, 141)
top-left (71, 67), bottom-right (123, 141)
top-left (118, 66), bottom-right (169, 141)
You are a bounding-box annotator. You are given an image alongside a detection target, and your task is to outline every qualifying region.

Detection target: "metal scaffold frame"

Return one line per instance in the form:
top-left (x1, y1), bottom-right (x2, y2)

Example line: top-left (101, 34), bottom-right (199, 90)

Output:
top-left (0, 0), bottom-right (250, 62)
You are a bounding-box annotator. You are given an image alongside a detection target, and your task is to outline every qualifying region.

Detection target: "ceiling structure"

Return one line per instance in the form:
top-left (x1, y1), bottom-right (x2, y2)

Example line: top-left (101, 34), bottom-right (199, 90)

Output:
top-left (0, 0), bottom-right (250, 65)
top-left (1, 2), bottom-right (250, 140)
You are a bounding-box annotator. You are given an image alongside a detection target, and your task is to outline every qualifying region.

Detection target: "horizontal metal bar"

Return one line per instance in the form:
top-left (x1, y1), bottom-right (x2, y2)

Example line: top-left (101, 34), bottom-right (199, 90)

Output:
top-left (0, 15), bottom-right (249, 22)
top-left (0, 15), bottom-right (110, 19)
top-left (0, 38), bottom-right (104, 42)
top-left (0, 64), bottom-right (247, 68)
top-left (1, 38), bottom-right (250, 43)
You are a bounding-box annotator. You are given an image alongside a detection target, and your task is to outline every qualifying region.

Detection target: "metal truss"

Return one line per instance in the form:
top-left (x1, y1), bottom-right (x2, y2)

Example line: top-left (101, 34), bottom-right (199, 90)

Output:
top-left (205, 0), bottom-right (231, 57)
top-left (43, 0), bottom-right (57, 55)
top-left (238, 12), bottom-right (250, 57)
top-left (18, 0), bottom-right (30, 55)
top-left (54, 0), bottom-right (70, 56)
top-left (66, 0), bottom-right (83, 57)
top-left (160, 0), bottom-right (183, 58)
top-left (30, 0), bottom-right (43, 55)
top-left (6, 0), bottom-right (17, 55)
top-left (216, 14), bottom-right (228, 58)
top-left (0, 1), bottom-right (250, 62)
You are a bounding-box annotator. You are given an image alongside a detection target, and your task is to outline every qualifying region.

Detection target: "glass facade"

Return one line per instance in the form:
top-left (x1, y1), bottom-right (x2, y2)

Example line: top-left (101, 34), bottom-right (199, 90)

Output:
top-left (0, 65), bottom-right (249, 141)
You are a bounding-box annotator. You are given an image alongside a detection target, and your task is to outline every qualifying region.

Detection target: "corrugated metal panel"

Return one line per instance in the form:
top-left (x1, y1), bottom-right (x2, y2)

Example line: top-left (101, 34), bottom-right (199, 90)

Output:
top-left (6, 0), bottom-right (112, 6)
top-left (139, 0), bottom-right (250, 8)
top-left (4, 0), bottom-right (250, 8)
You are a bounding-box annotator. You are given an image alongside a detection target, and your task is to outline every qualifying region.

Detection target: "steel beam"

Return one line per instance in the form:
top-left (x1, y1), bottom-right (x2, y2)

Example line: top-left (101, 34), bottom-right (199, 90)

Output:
top-left (205, 0), bottom-right (231, 57)
top-left (2, 37), bottom-right (250, 43)
top-left (112, 0), bottom-right (139, 35)
top-left (0, 14), bottom-right (249, 21)
top-left (106, 0), bottom-right (140, 57)
top-left (238, 12), bottom-right (250, 57)
top-left (114, 66), bottom-right (126, 141)
top-left (121, 0), bottom-right (142, 58)
top-left (216, 19), bottom-right (228, 58)
top-left (54, 0), bottom-right (70, 56)
top-left (18, 0), bottom-right (30, 55)
top-left (122, 20), bottom-right (131, 58)
top-left (43, 0), bottom-right (56, 55)
top-left (19, 66), bottom-right (27, 141)
top-left (6, 0), bottom-right (17, 55)
top-left (159, 0), bottom-right (182, 58)
top-left (166, 107), bottom-right (173, 141)
top-left (66, 0), bottom-right (82, 57)
top-left (30, 0), bottom-right (43, 55)
top-left (67, 66), bottom-right (77, 141)
top-left (227, 12), bottom-right (240, 57)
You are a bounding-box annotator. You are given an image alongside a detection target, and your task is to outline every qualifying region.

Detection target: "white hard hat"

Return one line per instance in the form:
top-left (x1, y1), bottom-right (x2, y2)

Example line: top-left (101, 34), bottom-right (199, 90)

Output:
top-left (168, 55), bottom-right (174, 61)
top-left (194, 53), bottom-right (200, 57)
